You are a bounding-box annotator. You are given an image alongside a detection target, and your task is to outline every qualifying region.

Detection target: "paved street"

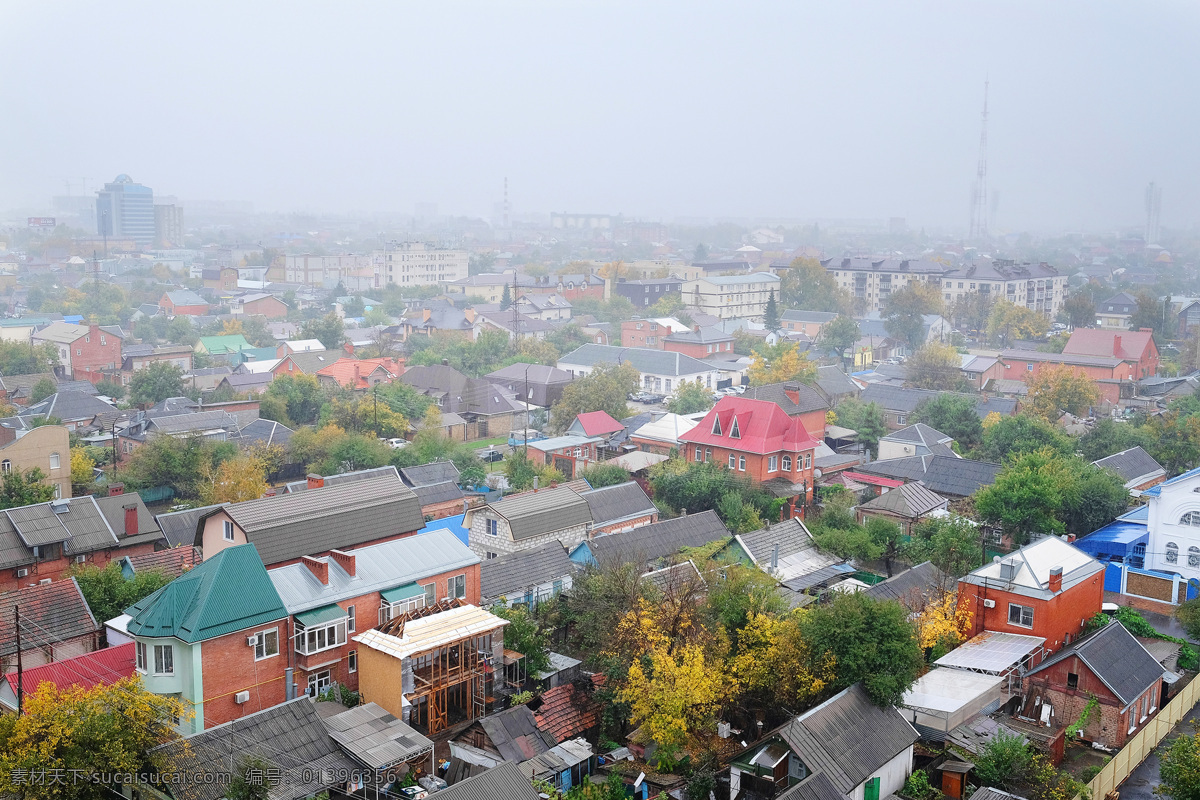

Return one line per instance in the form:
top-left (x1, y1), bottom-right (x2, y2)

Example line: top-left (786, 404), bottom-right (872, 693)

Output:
top-left (1116, 698), bottom-right (1200, 800)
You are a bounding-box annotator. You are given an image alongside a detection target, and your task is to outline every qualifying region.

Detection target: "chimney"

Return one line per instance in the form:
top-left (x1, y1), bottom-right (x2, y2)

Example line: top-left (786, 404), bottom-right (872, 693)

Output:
top-left (301, 555), bottom-right (329, 585)
top-left (422, 308), bottom-right (432, 323)
top-left (550, 481), bottom-right (558, 489)
top-left (107, 483), bottom-right (124, 497)
top-left (680, 507), bottom-right (687, 516)
top-left (533, 476), bottom-right (539, 492)
top-left (1113, 334), bottom-right (1121, 352)
top-left (307, 473), bottom-right (325, 490)
top-left (1048, 566), bottom-right (1063, 594)
top-left (0, 426), bottom-right (15, 447)
top-left (464, 308), bottom-right (476, 323)
top-left (442, 358), bottom-right (450, 366)
top-left (329, 549), bottom-right (356, 577)
top-left (123, 504), bottom-right (138, 536)
top-left (771, 544), bottom-right (779, 570)
top-left (783, 387), bottom-right (799, 406)
top-left (354, 363), bottom-right (360, 384)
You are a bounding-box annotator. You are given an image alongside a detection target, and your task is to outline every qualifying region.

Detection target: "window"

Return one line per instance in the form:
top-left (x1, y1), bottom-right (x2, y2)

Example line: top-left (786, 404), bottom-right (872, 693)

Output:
top-left (782, 455), bottom-right (792, 471)
top-left (154, 644), bottom-right (174, 674)
top-left (448, 574), bottom-right (466, 599)
top-left (729, 454), bottom-right (737, 469)
top-left (253, 629), bottom-right (279, 660)
top-left (424, 583), bottom-right (436, 606)
top-left (136, 642), bottom-right (147, 672)
top-left (487, 519), bottom-right (498, 536)
top-left (712, 416), bottom-right (722, 436)
top-left (768, 456), bottom-right (778, 472)
top-left (1181, 512), bottom-right (1200, 526)
top-left (1008, 603), bottom-right (1034, 628)
top-left (738, 456), bottom-right (746, 471)
top-left (348, 650), bottom-right (357, 673)
top-left (1027, 364), bottom-right (1034, 372)
top-left (296, 619), bottom-right (347, 655)
top-left (49, 452), bottom-right (60, 470)
top-left (347, 606), bottom-right (356, 632)
top-left (486, 551), bottom-right (498, 559)
top-left (896, 415), bottom-right (907, 425)
top-left (222, 520), bottom-right (234, 542)
top-left (1067, 672), bottom-right (1079, 690)
top-left (729, 417), bottom-right (741, 438)
top-left (553, 579), bottom-right (564, 595)
top-left (805, 454), bottom-right (812, 469)
top-left (705, 448), bottom-right (712, 462)
top-left (1, 460), bottom-right (9, 474)
top-left (1167, 543), bottom-right (1180, 564)
top-left (694, 447), bottom-right (702, 461)
top-left (307, 670), bottom-right (331, 695)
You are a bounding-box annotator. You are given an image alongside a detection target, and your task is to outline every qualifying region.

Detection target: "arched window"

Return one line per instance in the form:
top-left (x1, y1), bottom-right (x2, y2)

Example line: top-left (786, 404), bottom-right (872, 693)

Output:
top-left (1182, 512), bottom-right (1200, 527)
top-left (782, 455), bottom-right (793, 472)
top-left (1189, 547), bottom-right (1200, 568)
top-left (1, 460), bottom-right (10, 474)
top-left (1167, 543), bottom-right (1180, 564)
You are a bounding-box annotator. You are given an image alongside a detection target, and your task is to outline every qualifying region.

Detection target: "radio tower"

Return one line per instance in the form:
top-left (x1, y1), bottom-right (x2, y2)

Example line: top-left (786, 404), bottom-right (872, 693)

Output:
top-left (968, 80), bottom-right (989, 240)
top-left (503, 177), bottom-right (510, 230)
top-left (1145, 181), bottom-right (1162, 245)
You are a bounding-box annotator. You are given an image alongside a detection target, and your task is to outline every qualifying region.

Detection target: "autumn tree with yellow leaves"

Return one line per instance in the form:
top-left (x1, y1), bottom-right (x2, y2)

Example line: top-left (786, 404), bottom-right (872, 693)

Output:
top-left (1024, 364), bottom-right (1100, 421)
top-left (198, 452), bottom-right (268, 504)
top-left (748, 341), bottom-right (817, 386)
top-left (916, 591), bottom-right (974, 656)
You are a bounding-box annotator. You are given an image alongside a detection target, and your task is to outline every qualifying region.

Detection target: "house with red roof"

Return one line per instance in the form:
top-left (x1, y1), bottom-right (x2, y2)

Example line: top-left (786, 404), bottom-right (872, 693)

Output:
top-left (315, 357), bottom-right (405, 391)
top-left (567, 410), bottom-right (625, 440)
top-left (1063, 328), bottom-right (1159, 379)
top-left (0, 642), bottom-right (136, 711)
top-left (679, 396), bottom-right (819, 517)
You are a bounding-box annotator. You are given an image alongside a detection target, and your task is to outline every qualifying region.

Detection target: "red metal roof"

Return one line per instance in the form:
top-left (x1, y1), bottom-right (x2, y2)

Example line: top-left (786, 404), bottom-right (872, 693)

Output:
top-left (678, 395), bottom-right (820, 454)
top-left (3, 642), bottom-right (135, 699)
top-left (315, 357), bottom-right (404, 389)
top-left (842, 471), bottom-right (904, 488)
top-left (574, 410), bottom-right (624, 437)
top-left (1063, 328), bottom-right (1155, 361)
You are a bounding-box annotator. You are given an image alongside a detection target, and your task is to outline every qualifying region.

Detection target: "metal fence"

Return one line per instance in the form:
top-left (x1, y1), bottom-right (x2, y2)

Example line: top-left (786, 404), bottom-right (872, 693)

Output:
top-left (1086, 676), bottom-right (1200, 799)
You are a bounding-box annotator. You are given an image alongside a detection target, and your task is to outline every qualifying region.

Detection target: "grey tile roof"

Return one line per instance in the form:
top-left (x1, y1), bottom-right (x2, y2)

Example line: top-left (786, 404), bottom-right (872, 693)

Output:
top-left (816, 365), bottom-right (859, 399)
top-left (883, 423), bottom-right (951, 446)
top-left (220, 372), bottom-right (274, 389)
top-left (739, 518), bottom-right (818, 563)
top-left (0, 578), bottom-right (98, 658)
top-left (742, 381), bottom-right (830, 415)
top-left (153, 698), bottom-right (358, 800)
top-left (481, 541), bottom-right (574, 602)
top-left (490, 487), bottom-right (592, 541)
top-left (859, 455), bottom-right (1001, 498)
top-left (401, 461), bottom-right (461, 487)
top-left (476, 705), bottom-right (557, 763)
top-left (237, 418), bottom-right (294, 447)
top-left (0, 373), bottom-right (57, 399)
top-left (54, 380), bottom-right (99, 395)
top-left (1093, 446), bottom-right (1165, 484)
top-left (781, 310), bottom-right (839, 324)
top-left (412, 481), bottom-right (465, 507)
top-left (777, 683), bottom-right (918, 795)
top-left (777, 771), bottom-right (846, 800)
top-left (558, 344), bottom-right (716, 377)
top-left (147, 410), bottom-right (240, 436)
top-left (19, 391), bottom-right (115, 422)
top-left (967, 789), bottom-right (1030, 800)
top-left (861, 385), bottom-right (942, 414)
top-left (432, 760), bottom-right (540, 800)
top-left (588, 510), bottom-right (730, 566)
top-left (579, 481), bottom-right (656, 527)
top-left (95, 493), bottom-right (164, 542)
top-left (155, 503), bottom-right (228, 548)
top-left (280, 350), bottom-right (339, 373)
top-left (285, 466), bottom-right (400, 494)
top-left (486, 363), bottom-right (574, 385)
top-left (664, 325), bottom-right (733, 344)
top-left (865, 561), bottom-right (950, 608)
top-left (1025, 621), bottom-right (1163, 707)
top-left (858, 482), bottom-right (947, 518)
top-left (214, 473), bottom-right (424, 566)
top-left (322, 702), bottom-right (434, 769)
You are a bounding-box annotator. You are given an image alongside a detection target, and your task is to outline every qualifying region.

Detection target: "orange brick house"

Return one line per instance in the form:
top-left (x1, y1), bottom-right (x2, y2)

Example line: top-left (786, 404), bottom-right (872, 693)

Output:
top-left (986, 351), bottom-right (1139, 405)
top-left (662, 326), bottom-right (735, 359)
top-left (679, 395), bottom-right (820, 515)
top-left (1063, 328), bottom-right (1159, 379)
top-left (315, 356), bottom-right (404, 391)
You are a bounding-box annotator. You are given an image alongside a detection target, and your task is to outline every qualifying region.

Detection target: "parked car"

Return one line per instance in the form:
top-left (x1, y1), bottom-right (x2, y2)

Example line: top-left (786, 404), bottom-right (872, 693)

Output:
top-left (380, 438), bottom-right (408, 449)
top-left (479, 448), bottom-right (505, 463)
top-left (638, 393), bottom-right (665, 403)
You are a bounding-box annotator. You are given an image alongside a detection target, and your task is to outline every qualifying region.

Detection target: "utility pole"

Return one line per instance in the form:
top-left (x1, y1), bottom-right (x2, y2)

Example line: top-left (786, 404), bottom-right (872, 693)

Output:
top-left (511, 273), bottom-right (521, 347)
top-left (15, 605), bottom-right (22, 715)
top-left (373, 385), bottom-right (379, 436)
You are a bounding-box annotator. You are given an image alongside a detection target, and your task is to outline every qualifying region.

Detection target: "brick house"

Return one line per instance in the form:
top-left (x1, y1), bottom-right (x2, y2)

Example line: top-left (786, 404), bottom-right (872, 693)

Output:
top-left (0, 578), bottom-right (100, 675)
top-left (679, 395), bottom-right (820, 513)
top-left (526, 435), bottom-right (602, 479)
top-left (399, 462), bottom-right (466, 521)
top-left (194, 470), bottom-right (425, 567)
top-left (159, 289), bottom-right (210, 316)
top-left (0, 493), bottom-right (163, 594)
top-left (741, 382), bottom-right (830, 439)
top-left (232, 292), bottom-right (289, 319)
top-left (619, 317), bottom-right (683, 349)
top-left (958, 536), bottom-right (1105, 652)
top-left (986, 350), bottom-right (1139, 405)
top-left (125, 543), bottom-right (290, 733)
top-left (315, 356), bottom-right (404, 391)
top-left (1020, 621), bottom-right (1165, 750)
top-left (466, 486), bottom-right (592, 559)
top-left (267, 529), bottom-right (480, 695)
top-left (400, 364), bottom-right (525, 441)
top-left (780, 310), bottom-right (838, 338)
top-left (662, 326), bottom-right (735, 359)
top-left (1063, 328), bottom-right (1160, 379)
top-left (31, 321), bottom-right (123, 382)
top-left (120, 344), bottom-right (194, 385)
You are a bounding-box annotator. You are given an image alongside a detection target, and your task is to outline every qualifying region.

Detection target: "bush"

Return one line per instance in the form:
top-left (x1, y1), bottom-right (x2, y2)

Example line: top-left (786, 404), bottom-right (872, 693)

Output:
top-left (902, 770), bottom-right (939, 800)
top-left (975, 728), bottom-right (1031, 789)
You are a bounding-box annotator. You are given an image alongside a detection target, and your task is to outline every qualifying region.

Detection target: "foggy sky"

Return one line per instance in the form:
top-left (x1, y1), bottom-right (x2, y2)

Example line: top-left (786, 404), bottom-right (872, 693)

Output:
top-left (3, 1), bottom-right (1198, 232)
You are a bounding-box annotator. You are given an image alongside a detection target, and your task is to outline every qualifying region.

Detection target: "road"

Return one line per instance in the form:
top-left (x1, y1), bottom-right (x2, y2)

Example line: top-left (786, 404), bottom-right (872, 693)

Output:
top-left (1117, 697), bottom-right (1200, 800)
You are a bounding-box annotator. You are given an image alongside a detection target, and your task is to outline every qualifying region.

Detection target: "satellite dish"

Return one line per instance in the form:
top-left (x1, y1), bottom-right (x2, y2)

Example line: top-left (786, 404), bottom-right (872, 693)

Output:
top-left (813, 469), bottom-right (822, 479)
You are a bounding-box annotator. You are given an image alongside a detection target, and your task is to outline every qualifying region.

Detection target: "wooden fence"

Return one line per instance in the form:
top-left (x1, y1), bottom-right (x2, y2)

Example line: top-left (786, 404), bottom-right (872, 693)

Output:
top-left (1087, 676), bottom-right (1200, 799)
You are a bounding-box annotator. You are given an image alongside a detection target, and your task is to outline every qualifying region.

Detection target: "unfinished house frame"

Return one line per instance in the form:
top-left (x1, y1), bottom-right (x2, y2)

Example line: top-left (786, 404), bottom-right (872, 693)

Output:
top-left (354, 599), bottom-right (513, 736)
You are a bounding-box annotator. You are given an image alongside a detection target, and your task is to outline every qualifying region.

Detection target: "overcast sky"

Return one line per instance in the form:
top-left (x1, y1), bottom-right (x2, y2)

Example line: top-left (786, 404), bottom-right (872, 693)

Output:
top-left (3, 1), bottom-right (1197, 232)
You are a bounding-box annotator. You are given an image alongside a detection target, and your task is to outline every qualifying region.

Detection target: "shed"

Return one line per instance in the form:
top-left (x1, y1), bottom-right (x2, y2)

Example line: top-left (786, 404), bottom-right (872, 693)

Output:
top-left (901, 669), bottom-right (1005, 739)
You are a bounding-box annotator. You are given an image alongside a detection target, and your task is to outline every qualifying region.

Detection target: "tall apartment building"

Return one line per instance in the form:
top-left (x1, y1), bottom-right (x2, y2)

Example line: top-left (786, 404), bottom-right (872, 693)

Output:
top-left (154, 203), bottom-right (185, 248)
top-left (823, 257), bottom-right (948, 315)
top-left (96, 174), bottom-right (155, 246)
top-left (376, 241), bottom-right (468, 287)
top-left (284, 254), bottom-right (375, 287)
top-left (683, 272), bottom-right (781, 320)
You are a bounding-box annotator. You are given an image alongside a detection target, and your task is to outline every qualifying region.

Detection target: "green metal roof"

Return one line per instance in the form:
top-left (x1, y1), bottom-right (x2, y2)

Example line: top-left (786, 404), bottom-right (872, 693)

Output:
top-left (295, 603), bottom-right (347, 627)
top-left (380, 583), bottom-right (423, 603)
top-left (124, 543), bottom-right (287, 643)
top-left (197, 334), bottom-right (253, 354)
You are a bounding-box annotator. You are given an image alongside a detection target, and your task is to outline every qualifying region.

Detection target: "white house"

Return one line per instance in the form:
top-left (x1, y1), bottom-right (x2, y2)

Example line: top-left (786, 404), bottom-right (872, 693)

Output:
top-left (557, 344), bottom-right (722, 396)
top-left (683, 272), bottom-right (781, 320)
top-left (1143, 467), bottom-right (1200, 581)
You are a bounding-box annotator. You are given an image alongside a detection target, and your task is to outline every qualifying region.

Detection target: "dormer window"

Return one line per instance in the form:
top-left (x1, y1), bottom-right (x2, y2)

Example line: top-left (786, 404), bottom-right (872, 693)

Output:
top-left (711, 416), bottom-right (722, 436)
top-left (729, 417), bottom-right (741, 439)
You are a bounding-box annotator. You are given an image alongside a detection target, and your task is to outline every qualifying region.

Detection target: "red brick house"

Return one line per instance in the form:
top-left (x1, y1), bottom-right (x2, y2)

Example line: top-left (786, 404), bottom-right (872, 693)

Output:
top-left (233, 292), bottom-right (289, 319)
top-left (315, 356), bottom-right (404, 391)
top-left (620, 318), bottom-right (681, 349)
top-left (266, 528), bottom-right (480, 695)
top-left (663, 326), bottom-right (735, 359)
top-left (0, 578), bottom-right (100, 676)
top-left (958, 536), bottom-right (1105, 652)
top-left (31, 321), bottom-right (123, 382)
top-left (1020, 621), bottom-right (1165, 750)
top-left (1063, 328), bottom-right (1159, 379)
top-left (741, 382), bottom-right (830, 439)
top-left (159, 289), bottom-right (210, 317)
top-left (679, 395), bottom-right (820, 513)
top-left (987, 351), bottom-right (1139, 405)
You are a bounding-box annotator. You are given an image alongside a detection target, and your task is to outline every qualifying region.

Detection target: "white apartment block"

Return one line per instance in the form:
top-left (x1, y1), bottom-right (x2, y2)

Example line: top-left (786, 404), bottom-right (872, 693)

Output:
top-left (376, 241), bottom-right (468, 287)
top-left (683, 272), bottom-right (781, 320)
top-left (284, 254), bottom-right (375, 288)
top-left (823, 257), bottom-right (948, 315)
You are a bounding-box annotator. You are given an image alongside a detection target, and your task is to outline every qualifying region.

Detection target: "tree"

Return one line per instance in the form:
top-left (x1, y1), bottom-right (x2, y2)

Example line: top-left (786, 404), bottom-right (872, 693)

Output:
top-left (504, 448), bottom-right (564, 492)
top-left (262, 374), bottom-right (325, 425)
top-left (883, 283), bottom-right (943, 349)
top-left (0, 467), bottom-right (56, 509)
top-left (322, 433), bottom-right (392, 475)
top-left (798, 591), bottom-right (923, 707)
top-left (907, 341), bottom-right (967, 391)
top-left (987, 299), bottom-right (1048, 345)
top-left (649, 458), bottom-right (773, 524)
top-left (322, 394), bottom-right (408, 439)
top-left (728, 612), bottom-right (834, 710)
top-left (974, 727), bottom-right (1031, 790)
top-left (975, 449), bottom-right (1070, 542)
top-left (912, 395), bottom-right (984, 451)
top-left (915, 590), bottom-right (973, 654)
top-left (693, 243), bottom-right (708, 263)
top-left (1062, 291), bottom-right (1097, 329)
top-left (580, 463), bottom-right (631, 489)
top-left (0, 677), bottom-right (188, 800)
top-left (903, 516), bottom-right (982, 578)
top-left (491, 604), bottom-right (551, 673)
top-left (1078, 418), bottom-right (1154, 462)
top-left (818, 315), bottom-right (860, 359)
top-left (779, 258), bottom-right (850, 314)
top-left (748, 341), bottom-right (816, 386)
top-left (120, 436), bottom-right (233, 499)
top-left (71, 447), bottom-right (95, 495)
top-left (500, 283), bottom-right (513, 310)
top-left (1145, 411), bottom-right (1200, 475)
top-left (0, 340), bottom-right (58, 376)
top-left (978, 414), bottom-right (1074, 462)
top-left (763, 289), bottom-right (781, 332)
top-left (95, 378), bottom-right (125, 399)
top-left (667, 379), bottom-right (714, 415)
top-left (865, 516), bottom-right (905, 577)
top-left (197, 453), bottom-right (267, 504)
top-left (129, 362), bottom-right (186, 405)
top-left (71, 561), bottom-right (175, 624)
top-left (550, 361), bottom-right (639, 433)
top-left (343, 296), bottom-right (366, 317)
top-left (29, 377), bottom-right (56, 404)
top-left (1129, 291), bottom-right (1175, 342)
top-left (950, 292), bottom-right (995, 336)
top-left (1025, 364), bottom-right (1100, 420)
top-left (300, 312), bottom-right (346, 350)
top-left (833, 398), bottom-right (887, 458)
top-left (702, 563), bottom-right (788, 635)
top-left (227, 756), bottom-right (273, 800)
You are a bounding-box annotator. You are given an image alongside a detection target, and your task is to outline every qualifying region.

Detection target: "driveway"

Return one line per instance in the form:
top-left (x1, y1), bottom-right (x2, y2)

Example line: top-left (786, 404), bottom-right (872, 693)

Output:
top-left (1104, 592), bottom-right (1199, 644)
top-left (1119, 699), bottom-right (1200, 800)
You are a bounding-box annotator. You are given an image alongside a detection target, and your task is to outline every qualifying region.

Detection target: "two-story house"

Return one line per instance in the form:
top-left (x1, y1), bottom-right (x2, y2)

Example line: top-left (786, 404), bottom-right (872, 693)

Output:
top-left (662, 326), bottom-right (736, 359)
top-left (0, 423), bottom-right (71, 498)
top-left (958, 536), bottom-right (1105, 652)
top-left (1063, 328), bottom-right (1160, 380)
top-left (679, 395), bottom-right (819, 513)
top-left (31, 321), bottom-right (123, 382)
top-left (124, 543), bottom-right (291, 733)
top-left (466, 486), bottom-right (593, 560)
top-left (267, 529), bottom-right (480, 696)
top-left (740, 382), bottom-right (830, 439)
top-left (0, 578), bottom-right (100, 675)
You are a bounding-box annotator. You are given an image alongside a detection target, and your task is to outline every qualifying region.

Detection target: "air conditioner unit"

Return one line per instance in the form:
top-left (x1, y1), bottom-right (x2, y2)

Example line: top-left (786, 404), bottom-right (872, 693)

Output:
top-left (15, 569), bottom-right (28, 578)
top-left (38, 578), bottom-right (51, 585)
top-left (247, 635), bottom-right (258, 647)
top-left (234, 691), bottom-right (250, 704)
top-left (983, 599), bottom-right (996, 608)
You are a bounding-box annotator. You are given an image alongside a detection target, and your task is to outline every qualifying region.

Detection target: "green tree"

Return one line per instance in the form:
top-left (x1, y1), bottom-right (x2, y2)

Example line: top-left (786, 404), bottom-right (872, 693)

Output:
top-left (978, 414), bottom-right (1074, 462)
top-left (0, 340), bottom-right (58, 376)
top-left (29, 377), bottom-right (56, 404)
top-left (907, 341), bottom-right (968, 391)
top-left (912, 395), bottom-right (984, 451)
top-left (974, 727), bottom-right (1031, 790)
top-left (693, 243), bottom-right (708, 263)
top-left (798, 591), bottom-right (923, 707)
top-left (666, 379), bottom-right (714, 415)
top-left (883, 283), bottom-right (943, 349)
top-left (262, 374), bottom-right (325, 425)
top-left (227, 756), bottom-right (273, 800)
top-left (550, 361), bottom-right (639, 433)
top-left (987, 299), bottom-right (1048, 345)
top-left (1129, 291), bottom-right (1175, 342)
top-left (1078, 418), bottom-right (1154, 462)
top-left (903, 516), bottom-right (982, 578)
top-left (320, 433), bottom-right (391, 475)
top-left (491, 604), bottom-right (551, 673)
top-left (950, 292), bottom-right (995, 335)
top-left (71, 561), bottom-right (175, 625)
top-left (818, 315), bottom-right (860, 359)
top-left (701, 563), bottom-right (788, 635)
top-left (763, 289), bottom-right (781, 332)
top-left (975, 449), bottom-right (1070, 542)
top-left (1145, 411), bottom-right (1200, 475)
top-left (580, 463), bottom-right (632, 489)
top-left (129, 362), bottom-right (186, 405)
top-left (166, 315), bottom-right (198, 346)
top-left (779, 258), bottom-right (850, 314)
top-left (0, 467), bottom-right (56, 509)
top-left (300, 312), bottom-right (346, 350)
top-left (833, 398), bottom-right (888, 458)
top-left (343, 296), bottom-right (366, 317)
top-left (1062, 291), bottom-right (1097, 329)
top-left (500, 283), bottom-right (513, 310)
top-left (865, 516), bottom-right (905, 577)
top-left (95, 378), bottom-right (125, 399)
top-left (649, 458), bottom-right (772, 524)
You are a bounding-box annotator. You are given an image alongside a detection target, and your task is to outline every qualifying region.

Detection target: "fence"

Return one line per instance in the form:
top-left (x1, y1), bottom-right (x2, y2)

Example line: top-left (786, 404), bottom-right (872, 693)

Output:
top-left (1086, 675), bottom-right (1200, 799)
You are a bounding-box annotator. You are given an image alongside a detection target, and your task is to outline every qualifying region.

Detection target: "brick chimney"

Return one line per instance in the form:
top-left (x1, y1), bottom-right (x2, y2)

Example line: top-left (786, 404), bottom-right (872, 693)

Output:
top-left (107, 483), bottom-right (125, 497)
top-left (783, 387), bottom-right (799, 406)
top-left (123, 504), bottom-right (138, 536)
top-left (1113, 334), bottom-right (1121, 353)
top-left (422, 308), bottom-right (432, 323)
top-left (329, 549), bottom-right (356, 577)
top-left (301, 555), bottom-right (329, 585)
top-left (693, 325), bottom-right (700, 332)
top-left (0, 426), bottom-right (15, 447)
top-left (353, 363), bottom-right (360, 385)
top-left (1048, 566), bottom-right (1063, 594)
top-left (307, 473), bottom-right (324, 490)
top-left (464, 308), bottom-right (476, 324)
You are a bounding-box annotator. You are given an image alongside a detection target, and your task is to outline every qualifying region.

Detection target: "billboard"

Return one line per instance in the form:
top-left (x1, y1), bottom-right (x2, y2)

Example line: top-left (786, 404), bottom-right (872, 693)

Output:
top-left (27, 217), bottom-right (56, 229)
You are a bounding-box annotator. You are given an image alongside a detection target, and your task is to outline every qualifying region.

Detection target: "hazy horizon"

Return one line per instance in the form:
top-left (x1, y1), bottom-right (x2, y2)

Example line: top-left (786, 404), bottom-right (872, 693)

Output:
top-left (3, 1), bottom-right (1198, 233)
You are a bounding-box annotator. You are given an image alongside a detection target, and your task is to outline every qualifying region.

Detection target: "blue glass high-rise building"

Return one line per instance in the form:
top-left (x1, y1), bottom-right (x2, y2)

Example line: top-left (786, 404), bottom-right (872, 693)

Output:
top-left (96, 174), bottom-right (155, 246)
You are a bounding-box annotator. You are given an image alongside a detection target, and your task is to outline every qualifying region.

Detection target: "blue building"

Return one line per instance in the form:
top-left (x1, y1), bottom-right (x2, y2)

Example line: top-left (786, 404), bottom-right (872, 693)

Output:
top-left (96, 174), bottom-right (155, 246)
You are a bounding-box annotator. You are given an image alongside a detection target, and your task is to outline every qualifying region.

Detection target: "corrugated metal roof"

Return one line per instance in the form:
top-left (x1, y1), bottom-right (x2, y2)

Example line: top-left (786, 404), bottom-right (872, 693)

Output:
top-left (490, 487), bottom-right (592, 541)
top-left (155, 503), bottom-right (227, 548)
top-left (858, 483), bottom-right (947, 518)
top-left (5, 503), bottom-right (71, 546)
top-left (481, 541), bottom-right (574, 602)
top-left (588, 510), bottom-right (730, 567)
top-left (580, 481), bottom-right (656, 527)
top-left (354, 604), bottom-right (508, 660)
top-left (0, 578), bottom-right (98, 658)
top-left (430, 760), bottom-right (541, 800)
top-left (776, 771), bottom-right (845, 800)
top-left (476, 704), bottom-right (556, 762)
top-left (295, 604), bottom-right (346, 626)
top-left (865, 562), bottom-right (949, 609)
top-left (1, 642), bottom-right (134, 706)
top-left (323, 701), bottom-right (434, 769)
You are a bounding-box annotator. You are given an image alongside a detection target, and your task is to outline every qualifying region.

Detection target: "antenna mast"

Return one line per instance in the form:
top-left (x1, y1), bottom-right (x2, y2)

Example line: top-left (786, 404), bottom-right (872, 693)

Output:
top-left (503, 177), bottom-right (510, 230)
top-left (969, 80), bottom-right (989, 240)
